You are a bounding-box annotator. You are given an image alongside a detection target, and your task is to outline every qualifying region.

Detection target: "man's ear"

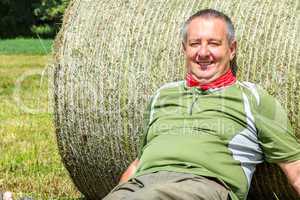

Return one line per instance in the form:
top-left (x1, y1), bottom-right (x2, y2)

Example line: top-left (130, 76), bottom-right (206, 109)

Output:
top-left (229, 40), bottom-right (237, 60)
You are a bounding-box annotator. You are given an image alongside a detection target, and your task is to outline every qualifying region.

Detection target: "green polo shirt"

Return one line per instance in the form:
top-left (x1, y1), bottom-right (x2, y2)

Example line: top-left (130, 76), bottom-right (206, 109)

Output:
top-left (133, 80), bottom-right (300, 200)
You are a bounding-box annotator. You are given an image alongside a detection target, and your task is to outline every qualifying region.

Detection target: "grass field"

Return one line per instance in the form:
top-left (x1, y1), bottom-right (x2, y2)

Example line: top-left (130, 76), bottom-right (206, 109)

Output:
top-left (0, 38), bottom-right (53, 55)
top-left (0, 42), bottom-right (81, 199)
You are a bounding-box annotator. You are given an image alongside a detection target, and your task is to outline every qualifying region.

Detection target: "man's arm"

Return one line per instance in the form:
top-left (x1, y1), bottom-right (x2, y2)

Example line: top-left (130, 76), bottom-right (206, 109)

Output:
top-left (119, 159), bottom-right (140, 183)
top-left (278, 160), bottom-right (300, 195)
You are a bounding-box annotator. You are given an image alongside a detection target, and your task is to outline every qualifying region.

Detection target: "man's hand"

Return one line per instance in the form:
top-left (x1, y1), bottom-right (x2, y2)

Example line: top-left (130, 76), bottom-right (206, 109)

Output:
top-left (279, 160), bottom-right (300, 196)
top-left (119, 159), bottom-right (139, 183)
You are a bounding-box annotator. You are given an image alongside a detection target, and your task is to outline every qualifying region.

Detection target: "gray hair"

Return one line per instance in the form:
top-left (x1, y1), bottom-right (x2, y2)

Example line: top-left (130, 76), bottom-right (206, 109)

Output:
top-left (181, 9), bottom-right (238, 75)
top-left (181, 9), bottom-right (236, 44)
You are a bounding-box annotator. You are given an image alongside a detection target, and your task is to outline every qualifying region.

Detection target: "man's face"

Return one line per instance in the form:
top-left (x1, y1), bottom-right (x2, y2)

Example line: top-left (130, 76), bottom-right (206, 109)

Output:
top-left (183, 17), bottom-right (236, 84)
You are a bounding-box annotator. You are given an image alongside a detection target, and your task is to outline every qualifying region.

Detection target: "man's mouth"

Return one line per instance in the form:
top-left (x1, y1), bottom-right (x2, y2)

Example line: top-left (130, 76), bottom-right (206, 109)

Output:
top-left (196, 61), bottom-right (214, 70)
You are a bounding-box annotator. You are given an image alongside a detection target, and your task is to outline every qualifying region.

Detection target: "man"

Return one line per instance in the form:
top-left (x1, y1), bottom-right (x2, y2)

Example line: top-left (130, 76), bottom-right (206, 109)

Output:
top-left (104, 9), bottom-right (300, 200)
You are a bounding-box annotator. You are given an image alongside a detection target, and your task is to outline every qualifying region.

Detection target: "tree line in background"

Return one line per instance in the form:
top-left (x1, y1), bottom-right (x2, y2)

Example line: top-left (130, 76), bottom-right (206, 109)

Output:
top-left (0, 0), bottom-right (70, 38)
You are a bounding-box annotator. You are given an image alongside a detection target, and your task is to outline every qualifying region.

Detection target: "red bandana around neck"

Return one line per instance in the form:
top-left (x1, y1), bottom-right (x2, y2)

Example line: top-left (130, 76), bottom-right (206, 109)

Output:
top-left (186, 69), bottom-right (237, 90)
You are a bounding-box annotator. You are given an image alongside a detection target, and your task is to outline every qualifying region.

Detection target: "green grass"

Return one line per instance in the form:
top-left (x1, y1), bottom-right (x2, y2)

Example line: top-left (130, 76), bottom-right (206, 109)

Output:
top-left (0, 55), bottom-right (81, 199)
top-left (0, 38), bottom-right (53, 55)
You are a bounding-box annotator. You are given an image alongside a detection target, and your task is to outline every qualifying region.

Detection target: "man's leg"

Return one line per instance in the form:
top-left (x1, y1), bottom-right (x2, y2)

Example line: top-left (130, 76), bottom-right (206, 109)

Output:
top-left (132, 172), bottom-right (229, 200)
top-left (103, 171), bottom-right (229, 200)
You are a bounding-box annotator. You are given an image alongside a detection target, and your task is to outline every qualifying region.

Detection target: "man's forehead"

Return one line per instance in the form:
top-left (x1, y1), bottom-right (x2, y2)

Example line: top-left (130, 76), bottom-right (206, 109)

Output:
top-left (187, 17), bottom-right (228, 39)
top-left (188, 16), bottom-right (227, 30)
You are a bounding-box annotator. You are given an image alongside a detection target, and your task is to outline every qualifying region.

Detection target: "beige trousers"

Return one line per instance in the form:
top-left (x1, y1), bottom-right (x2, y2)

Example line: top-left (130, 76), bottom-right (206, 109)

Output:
top-left (103, 171), bottom-right (229, 200)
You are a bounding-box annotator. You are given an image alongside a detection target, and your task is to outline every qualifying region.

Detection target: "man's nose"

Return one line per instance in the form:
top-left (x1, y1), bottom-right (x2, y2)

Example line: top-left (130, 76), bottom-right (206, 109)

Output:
top-left (196, 45), bottom-right (210, 59)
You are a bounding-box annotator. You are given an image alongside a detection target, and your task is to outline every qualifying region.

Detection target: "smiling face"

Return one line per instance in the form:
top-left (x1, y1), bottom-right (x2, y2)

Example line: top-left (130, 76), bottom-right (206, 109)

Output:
top-left (183, 17), bottom-right (237, 84)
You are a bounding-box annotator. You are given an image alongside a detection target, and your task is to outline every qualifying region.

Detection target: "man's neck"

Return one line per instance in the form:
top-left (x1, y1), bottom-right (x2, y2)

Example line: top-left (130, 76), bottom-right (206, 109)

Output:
top-left (186, 69), bottom-right (236, 90)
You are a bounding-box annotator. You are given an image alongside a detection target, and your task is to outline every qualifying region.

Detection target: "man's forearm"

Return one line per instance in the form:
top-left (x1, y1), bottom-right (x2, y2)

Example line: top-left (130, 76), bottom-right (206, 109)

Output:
top-left (291, 171), bottom-right (300, 195)
top-left (293, 179), bottom-right (300, 195)
top-left (279, 160), bottom-right (300, 196)
top-left (119, 159), bottom-right (139, 183)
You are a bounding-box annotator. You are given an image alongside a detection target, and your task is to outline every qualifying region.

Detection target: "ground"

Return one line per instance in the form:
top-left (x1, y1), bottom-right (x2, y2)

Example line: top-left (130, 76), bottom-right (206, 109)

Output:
top-left (0, 39), bottom-right (81, 199)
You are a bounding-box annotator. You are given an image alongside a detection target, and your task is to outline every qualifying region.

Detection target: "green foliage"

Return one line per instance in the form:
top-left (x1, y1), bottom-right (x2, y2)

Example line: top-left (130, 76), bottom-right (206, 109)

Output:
top-left (0, 0), bottom-right (70, 38)
top-left (31, 24), bottom-right (53, 37)
top-left (31, 0), bottom-right (70, 38)
top-left (0, 0), bottom-right (37, 38)
top-left (33, 0), bottom-right (69, 21)
top-left (0, 38), bottom-right (53, 54)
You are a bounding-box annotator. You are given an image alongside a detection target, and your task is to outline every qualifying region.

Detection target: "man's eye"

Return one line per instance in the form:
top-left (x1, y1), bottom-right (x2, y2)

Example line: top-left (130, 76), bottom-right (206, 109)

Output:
top-left (190, 43), bottom-right (200, 47)
top-left (209, 42), bottom-right (220, 46)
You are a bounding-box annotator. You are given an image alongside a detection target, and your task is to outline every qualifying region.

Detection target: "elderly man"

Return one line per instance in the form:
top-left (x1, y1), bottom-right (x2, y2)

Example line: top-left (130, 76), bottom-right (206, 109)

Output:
top-left (103, 9), bottom-right (300, 200)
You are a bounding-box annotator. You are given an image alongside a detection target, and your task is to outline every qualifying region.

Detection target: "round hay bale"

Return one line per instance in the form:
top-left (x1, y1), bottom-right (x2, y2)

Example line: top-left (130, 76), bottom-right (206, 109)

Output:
top-left (52, 0), bottom-right (300, 199)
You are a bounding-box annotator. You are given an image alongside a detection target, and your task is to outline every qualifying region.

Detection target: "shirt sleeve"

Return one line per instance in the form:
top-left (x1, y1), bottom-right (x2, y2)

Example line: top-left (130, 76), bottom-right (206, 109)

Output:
top-left (255, 86), bottom-right (300, 163)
